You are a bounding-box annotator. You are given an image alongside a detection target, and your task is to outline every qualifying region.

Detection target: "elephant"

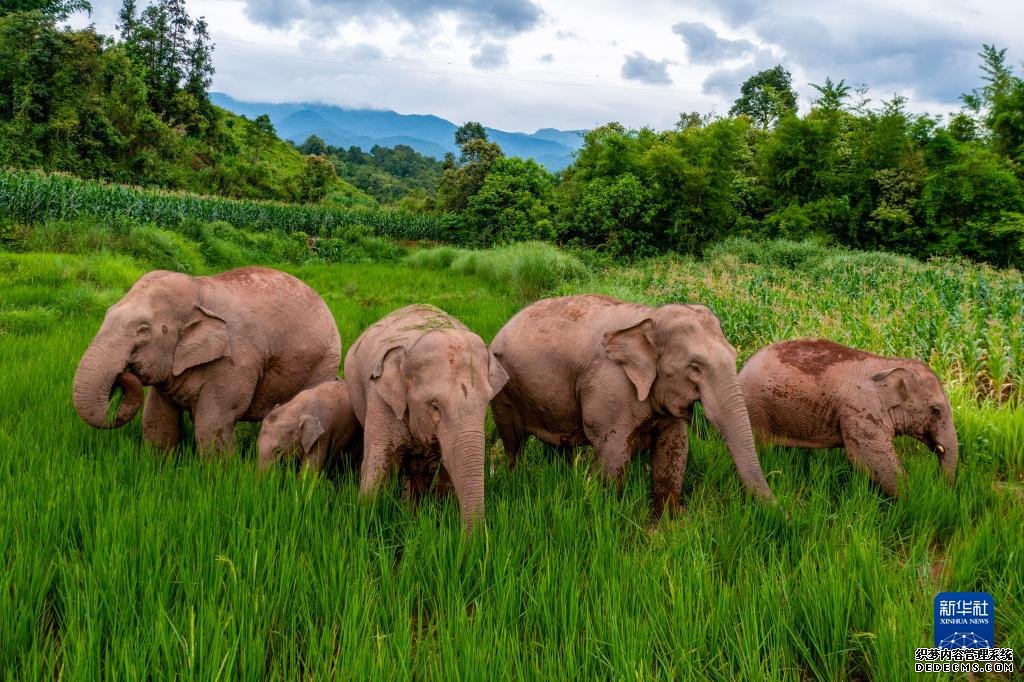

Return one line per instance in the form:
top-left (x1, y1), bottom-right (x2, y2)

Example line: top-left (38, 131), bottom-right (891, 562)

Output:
top-left (343, 304), bottom-right (508, 530)
top-left (490, 295), bottom-right (775, 517)
top-left (73, 266), bottom-right (341, 453)
top-left (738, 339), bottom-right (959, 496)
top-left (257, 380), bottom-right (361, 473)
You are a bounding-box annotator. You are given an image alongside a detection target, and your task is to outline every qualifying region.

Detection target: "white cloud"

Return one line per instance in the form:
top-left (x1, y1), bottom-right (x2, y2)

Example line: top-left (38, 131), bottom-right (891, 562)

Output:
top-left (72, 0), bottom-right (1024, 131)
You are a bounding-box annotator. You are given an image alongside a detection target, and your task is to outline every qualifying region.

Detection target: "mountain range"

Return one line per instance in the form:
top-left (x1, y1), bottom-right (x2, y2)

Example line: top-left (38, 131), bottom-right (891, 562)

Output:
top-left (211, 93), bottom-right (585, 171)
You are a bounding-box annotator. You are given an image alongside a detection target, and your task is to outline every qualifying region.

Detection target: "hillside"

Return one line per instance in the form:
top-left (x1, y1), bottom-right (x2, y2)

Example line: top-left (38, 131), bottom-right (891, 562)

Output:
top-left (212, 92), bottom-right (586, 170)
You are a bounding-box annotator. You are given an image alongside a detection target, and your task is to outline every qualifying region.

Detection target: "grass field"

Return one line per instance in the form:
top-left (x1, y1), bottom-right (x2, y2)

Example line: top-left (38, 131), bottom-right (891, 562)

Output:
top-left (1, 227), bottom-right (1022, 678)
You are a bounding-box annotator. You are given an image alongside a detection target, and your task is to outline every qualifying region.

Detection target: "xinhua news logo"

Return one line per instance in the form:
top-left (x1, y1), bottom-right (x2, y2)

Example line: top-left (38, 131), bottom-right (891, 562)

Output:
top-left (914, 592), bottom-right (1015, 674)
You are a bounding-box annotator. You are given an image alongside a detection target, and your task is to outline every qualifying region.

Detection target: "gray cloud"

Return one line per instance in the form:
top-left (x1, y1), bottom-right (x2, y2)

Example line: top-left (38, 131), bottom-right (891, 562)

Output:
top-left (471, 42), bottom-right (509, 70)
top-left (621, 52), bottom-right (673, 85)
top-left (701, 49), bottom-right (779, 96)
top-left (242, 0), bottom-right (542, 39)
top-left (672, 21), bottom-right (756, 63)
top-left (692, 0), bottom-right (982, 103)
top-left (538, 53), bottom-right (554, 63)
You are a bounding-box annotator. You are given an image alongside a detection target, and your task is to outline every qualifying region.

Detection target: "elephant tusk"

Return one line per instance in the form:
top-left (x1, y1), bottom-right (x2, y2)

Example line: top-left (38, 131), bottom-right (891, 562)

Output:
top-left (936, 444), bottom-right (945, 455)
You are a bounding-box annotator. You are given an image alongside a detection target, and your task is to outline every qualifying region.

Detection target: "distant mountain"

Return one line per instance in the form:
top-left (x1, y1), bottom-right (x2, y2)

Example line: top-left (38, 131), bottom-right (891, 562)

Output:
top-left (212, 93), bottom-right (585, 171)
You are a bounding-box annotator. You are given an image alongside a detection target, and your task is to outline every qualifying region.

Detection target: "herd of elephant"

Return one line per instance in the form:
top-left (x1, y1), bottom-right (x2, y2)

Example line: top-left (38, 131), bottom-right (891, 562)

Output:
top-left (72, 266), bottom-right (959, 530)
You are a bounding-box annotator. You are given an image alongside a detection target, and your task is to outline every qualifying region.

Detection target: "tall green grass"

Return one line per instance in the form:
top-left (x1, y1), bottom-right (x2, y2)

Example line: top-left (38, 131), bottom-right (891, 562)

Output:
top-left (567, 237), bottom-right (1024, 407)
top-left (0, 167), bottom-right (462, 241)
top-left (407, 241), bottom-right (590, 302)
top-left (1, 234), bottom-right (1021, 678)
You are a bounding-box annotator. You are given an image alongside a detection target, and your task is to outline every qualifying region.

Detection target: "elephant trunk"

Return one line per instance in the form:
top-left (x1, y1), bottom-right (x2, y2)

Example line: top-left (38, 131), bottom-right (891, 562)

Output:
top-left (934, 418), bottom-right (959, 485)
top-left (438, 423), bottom-right (487, 531)
top-left (701, 372), bottom-right (775, 502)
top-left (72, 334), bottom-right (143, 429)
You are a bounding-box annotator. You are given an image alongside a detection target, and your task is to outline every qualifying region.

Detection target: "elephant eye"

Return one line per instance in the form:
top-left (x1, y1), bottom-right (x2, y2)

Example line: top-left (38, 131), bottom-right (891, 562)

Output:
top-left (931, 405), bottom-right (943, 416)
top-left (688, 362), bottom-right (702, 374)
top-left (136, 323), bottom-right (151, 336)
top-left (428, 399), bottom-right (442, 415)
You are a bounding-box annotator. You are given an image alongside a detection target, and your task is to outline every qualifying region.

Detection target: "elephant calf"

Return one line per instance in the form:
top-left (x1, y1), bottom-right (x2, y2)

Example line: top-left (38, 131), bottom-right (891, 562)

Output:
top-left (738, 339), bottom-right (958, 496)
top-left (73, 267), bottom-right (341, 453)
top-left (344, 304), bottom-right (508, 530)
top-left (491, 294), bottom-right (774, 517)
top-left (257, 380), bottom-right (361, 473)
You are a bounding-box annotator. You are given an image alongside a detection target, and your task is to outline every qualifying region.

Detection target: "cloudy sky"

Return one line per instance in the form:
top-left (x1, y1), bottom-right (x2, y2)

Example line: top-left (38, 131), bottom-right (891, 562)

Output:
top-left (74, 0), bottom-right (1023, 133)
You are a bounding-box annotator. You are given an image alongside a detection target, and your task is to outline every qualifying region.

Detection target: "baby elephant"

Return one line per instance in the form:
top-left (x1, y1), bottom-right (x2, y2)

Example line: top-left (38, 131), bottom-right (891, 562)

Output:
top-left (739, 339), bottom-right (958, 495)
top-left (257, 380), bottom-right (361, 474)
top-left (344, 304), bottom-right (508, 530)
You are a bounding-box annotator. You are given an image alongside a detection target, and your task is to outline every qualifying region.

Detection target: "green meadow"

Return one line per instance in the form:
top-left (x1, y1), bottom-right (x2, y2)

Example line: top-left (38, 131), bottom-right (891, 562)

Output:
top-left (1, 216), bottom-right (1021, 679)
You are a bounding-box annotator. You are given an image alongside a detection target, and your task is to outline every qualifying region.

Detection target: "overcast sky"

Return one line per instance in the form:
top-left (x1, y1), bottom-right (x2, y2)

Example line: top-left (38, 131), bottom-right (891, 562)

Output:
top-left (73, 0), bottom-right (1024, 133)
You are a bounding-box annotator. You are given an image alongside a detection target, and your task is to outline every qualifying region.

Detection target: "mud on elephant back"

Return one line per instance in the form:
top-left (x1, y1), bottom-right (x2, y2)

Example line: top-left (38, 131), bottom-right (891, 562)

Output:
top-left (739, 339), bottom-right (959, 496)
top-left (72, 266), bottom-right (342, 455)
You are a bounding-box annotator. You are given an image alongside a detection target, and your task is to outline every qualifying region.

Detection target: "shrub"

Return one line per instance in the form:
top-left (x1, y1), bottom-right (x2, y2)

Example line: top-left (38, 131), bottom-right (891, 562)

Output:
top-left (408, 241), bottom-right (589, 301)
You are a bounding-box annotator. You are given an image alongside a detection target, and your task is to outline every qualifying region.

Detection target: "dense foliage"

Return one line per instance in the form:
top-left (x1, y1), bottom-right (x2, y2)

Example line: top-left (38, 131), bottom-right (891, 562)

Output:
top-left (0, 0), bottom-right (1021, 268)
top-left (0, 0), bottom-right (361, 202)
top-left (297, 135), bottom-right (443, 206)
top-left (428, 52), bottom-right (1024, 268)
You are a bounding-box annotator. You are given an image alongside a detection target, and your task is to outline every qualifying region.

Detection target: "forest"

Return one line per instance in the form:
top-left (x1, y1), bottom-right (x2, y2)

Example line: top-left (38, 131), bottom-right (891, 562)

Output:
top-left (2, 0), bottom-right (1023, 267)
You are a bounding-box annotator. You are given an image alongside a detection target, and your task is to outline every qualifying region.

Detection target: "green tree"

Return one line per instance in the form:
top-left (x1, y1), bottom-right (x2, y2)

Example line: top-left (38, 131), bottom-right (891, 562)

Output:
top-left (296, 154), bottom-right (336, 203)
top-left (730, 65), bottom-right (798, 128)
top-left (810, 77), bottom-right (851, 112)
top-left (0, 0), bottom-right (90, 20)
top-left (465, 156), bottom-right (555, 244)
top-left (437, 127), bottom-right (503, 212)
top-left (454, 121), bottom-right (487, 149)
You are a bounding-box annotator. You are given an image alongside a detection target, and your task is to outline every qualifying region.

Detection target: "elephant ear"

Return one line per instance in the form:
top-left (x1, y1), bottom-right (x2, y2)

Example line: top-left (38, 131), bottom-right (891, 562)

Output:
top-left (872, 366), bottom-right (917, 409)
top-left (486, 350), bottom-right (509, 400)
top-left (172, 305), bottom-right (229, 376)
top-left (370, 345), bottom-right (407, 420)
top-left (298, 414), bottom-right (326, 454)
top-left (603, 318), bottom-right (659, 402)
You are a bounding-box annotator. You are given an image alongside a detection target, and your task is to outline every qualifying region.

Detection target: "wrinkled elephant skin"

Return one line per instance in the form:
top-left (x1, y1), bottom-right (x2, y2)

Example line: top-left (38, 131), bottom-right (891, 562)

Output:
top-left (490, 294), bottom-right (774, 517)
top-left (344, 304), bottom-right (508, 531)
top-left (257, 380), bottom-right (361, 473)
top-left (73, 267), bottom-right (341, 454)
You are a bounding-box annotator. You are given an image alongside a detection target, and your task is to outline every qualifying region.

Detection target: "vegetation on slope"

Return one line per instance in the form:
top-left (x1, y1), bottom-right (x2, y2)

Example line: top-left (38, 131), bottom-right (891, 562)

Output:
top-left (0, 0), bottom-right (368, 204)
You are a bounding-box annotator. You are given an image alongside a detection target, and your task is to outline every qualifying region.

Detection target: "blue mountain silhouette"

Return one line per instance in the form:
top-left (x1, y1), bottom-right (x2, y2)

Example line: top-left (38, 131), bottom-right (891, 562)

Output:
top-left (212, 93), bottom-right (585, 170)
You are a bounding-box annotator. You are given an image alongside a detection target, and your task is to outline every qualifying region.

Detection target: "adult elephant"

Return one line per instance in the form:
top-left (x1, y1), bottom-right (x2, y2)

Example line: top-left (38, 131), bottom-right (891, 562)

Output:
top-left (73, 266), bottom-right (341, 453)
top-left (344, 304), bottom-right (507, 530)
top-left (491, 295), bottom-right (774, 516)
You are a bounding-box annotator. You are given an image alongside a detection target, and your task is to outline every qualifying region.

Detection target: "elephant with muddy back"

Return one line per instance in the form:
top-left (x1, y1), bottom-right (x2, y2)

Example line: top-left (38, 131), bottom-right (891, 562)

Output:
top-left (73, 266), bottom-right (341, 453)
top-left (738, 339), bottom-right (958, 495)
top-left (490, 294), bottom-right (775, 516)
top-left (344, 304), bottom-right (508, 530)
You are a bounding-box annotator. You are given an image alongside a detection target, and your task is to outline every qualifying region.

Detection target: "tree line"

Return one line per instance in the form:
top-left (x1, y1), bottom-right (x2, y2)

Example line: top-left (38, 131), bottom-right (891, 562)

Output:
top-left (424, 54), bottom-right (1024, 267)
top-left (1, 0), bottom-right (1021, 267)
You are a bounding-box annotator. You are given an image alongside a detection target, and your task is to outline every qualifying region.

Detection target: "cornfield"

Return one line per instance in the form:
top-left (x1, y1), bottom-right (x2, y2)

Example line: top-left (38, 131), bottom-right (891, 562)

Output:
top-left (0, 168), bottom-right (462, 241)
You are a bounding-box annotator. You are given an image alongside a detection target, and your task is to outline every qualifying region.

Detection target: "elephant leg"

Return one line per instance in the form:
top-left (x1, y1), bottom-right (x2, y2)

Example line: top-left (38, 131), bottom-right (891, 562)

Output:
top-left (491, 394), bottom-right (524, 468)
top-left (359, 396), bottom-right (405, 497)
top-left (192, 384), bottom-right (252, 456)
top-left (584, 419), bottom-right (635, 489)
top-left (841, 419), bottom-right (905, 496)
top-left (650, 420), bottom-right (688, 518)
top-left (142, 388), bottom-right (182, 450)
